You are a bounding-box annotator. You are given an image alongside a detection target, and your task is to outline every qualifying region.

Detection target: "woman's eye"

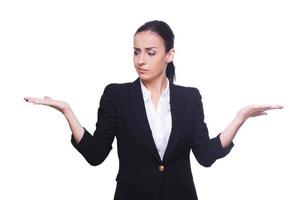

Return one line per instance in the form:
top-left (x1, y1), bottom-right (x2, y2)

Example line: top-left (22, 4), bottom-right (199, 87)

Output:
top-left (148, 52), bottom-right (156, 56)
top-left (134, 51), bottom-right (139, 56)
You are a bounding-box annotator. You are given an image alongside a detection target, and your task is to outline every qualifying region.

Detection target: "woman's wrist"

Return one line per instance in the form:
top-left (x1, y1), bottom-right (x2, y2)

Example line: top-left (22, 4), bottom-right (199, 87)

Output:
top-left (63, 106), bottom-right (73, 117)
top-left (236, 110), bottom-right (248, 124)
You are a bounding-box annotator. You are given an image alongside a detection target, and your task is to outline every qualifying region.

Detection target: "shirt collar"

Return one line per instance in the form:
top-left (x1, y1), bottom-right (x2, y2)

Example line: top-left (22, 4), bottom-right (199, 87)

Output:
top-left (140, 78), bottom-right (170, 103)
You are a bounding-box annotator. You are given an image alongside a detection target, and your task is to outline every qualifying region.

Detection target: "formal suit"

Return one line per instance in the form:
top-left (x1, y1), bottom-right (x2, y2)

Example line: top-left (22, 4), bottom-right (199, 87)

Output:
top-left (71, 78), bottom-right (234, 200)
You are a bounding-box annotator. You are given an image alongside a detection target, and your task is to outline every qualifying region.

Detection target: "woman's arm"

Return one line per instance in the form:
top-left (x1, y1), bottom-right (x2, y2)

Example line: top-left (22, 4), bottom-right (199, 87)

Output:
top-left (219, 104), bottom-right (283, 148)
top-left (63, 107), bottom-right (84, 144)
top-left (191, 88), bottom-right (283, 167)
top-left (25, 85), bottom-right (118, 166)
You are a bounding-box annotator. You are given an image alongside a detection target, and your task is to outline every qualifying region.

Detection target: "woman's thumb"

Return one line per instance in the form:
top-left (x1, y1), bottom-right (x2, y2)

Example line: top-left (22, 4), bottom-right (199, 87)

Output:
top-left (44, 96), bottom-right (52, 100)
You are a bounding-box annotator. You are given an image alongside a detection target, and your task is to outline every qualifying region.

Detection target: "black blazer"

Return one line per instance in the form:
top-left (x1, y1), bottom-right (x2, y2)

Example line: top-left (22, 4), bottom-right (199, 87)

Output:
top-left (71, 78), bottom-right (234, 200)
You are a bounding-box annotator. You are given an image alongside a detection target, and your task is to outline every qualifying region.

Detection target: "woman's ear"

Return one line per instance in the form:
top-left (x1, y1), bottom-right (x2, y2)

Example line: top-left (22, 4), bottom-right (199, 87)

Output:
top-left (166, 48), bottom-right (175, 63)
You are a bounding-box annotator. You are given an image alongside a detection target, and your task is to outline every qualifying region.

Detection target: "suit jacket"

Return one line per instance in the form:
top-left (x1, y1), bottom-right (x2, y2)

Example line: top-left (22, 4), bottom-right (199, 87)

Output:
top-left (71, 78), bottom-right (234, 200)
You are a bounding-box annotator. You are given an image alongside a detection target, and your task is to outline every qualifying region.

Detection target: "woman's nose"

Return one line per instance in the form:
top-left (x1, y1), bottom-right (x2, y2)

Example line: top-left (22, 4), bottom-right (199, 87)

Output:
top-left (138, 53), bottom-right (146, 66)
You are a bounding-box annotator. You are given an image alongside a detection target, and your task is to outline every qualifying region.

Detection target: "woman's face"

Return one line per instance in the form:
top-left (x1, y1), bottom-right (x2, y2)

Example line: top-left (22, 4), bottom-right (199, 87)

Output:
top-left (133, 31), bottom-right (174, 82)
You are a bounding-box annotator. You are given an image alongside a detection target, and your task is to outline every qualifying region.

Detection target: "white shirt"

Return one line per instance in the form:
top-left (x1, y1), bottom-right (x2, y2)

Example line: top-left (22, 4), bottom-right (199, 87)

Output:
top-left (140, 78), bottom-right (172, 161)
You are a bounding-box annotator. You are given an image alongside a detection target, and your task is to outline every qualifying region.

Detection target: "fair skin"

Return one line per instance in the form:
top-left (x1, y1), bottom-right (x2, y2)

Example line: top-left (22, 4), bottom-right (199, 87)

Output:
top-left (133, 31), bottom-right (174, 110)
top-left (24, 30), bottom-right (283, 148)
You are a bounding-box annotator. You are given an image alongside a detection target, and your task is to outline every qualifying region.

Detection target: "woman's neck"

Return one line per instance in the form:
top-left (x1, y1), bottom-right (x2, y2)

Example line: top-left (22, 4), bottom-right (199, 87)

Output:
top-left (142, 75), bottom-right (168, 97)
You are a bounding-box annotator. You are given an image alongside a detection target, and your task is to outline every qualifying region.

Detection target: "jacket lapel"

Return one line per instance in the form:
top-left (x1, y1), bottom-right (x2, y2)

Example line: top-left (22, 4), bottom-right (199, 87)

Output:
top-left (130, 78), bottom-right (182, 163)
top-left (130, 78), bottom-right (161, 161)
top-left (163, 81), bottom-right (182, 163)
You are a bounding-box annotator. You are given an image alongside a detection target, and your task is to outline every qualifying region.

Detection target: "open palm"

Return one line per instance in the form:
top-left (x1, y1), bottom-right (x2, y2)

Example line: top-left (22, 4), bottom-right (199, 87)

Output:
top-left (238, 104), bottom-right (283, 120)
top-left (24, 96), bottom-right (70, 114)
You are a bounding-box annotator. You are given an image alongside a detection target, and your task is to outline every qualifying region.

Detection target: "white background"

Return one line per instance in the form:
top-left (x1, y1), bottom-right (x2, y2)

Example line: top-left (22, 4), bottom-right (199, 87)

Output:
top-left (1, 0), bottom-right (299, 199)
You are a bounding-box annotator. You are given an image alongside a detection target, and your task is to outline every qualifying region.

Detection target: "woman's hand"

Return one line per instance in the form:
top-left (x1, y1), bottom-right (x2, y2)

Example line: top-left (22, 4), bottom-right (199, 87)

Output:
top-left (220, 104), bottom-right (283, 148)
top-left (24, 96), bottom-right (70, 114)
top-left (237, 104), bottom-right (284, 122)
top-left (24, 96), bottom-right (84, 143)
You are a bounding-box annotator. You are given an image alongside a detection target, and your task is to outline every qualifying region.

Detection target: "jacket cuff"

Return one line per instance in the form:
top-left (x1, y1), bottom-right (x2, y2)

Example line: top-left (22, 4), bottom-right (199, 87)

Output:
top-left (210, 133), bottom-right (234, 159)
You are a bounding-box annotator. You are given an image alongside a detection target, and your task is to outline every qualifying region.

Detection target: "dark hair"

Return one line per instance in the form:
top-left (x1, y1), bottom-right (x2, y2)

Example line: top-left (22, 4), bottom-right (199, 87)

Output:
top-left (135, 20), bottom-right (176, 83)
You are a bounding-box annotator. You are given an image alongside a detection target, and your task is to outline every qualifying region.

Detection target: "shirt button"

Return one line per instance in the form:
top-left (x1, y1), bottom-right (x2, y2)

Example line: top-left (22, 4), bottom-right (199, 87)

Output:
top-left (158, 165), bottom-right (165, 172)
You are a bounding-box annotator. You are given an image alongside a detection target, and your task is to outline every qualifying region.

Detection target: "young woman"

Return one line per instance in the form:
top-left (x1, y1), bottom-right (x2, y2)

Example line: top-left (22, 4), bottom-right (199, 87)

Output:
top-left (24, 20), bottom-right (283, 200)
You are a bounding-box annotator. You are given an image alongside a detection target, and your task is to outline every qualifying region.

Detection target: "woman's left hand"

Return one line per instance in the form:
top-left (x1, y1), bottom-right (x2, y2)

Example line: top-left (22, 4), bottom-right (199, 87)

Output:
top-left (237, 104), bottom-right (284, 121)
top-left (219, 104), bottom-right (283, 148)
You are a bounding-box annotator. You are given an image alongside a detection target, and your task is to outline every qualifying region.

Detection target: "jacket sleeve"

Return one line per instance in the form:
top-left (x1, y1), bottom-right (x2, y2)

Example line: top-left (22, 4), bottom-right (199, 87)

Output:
top-left (191, 88), bottom-right (234, 167)
top-left (71, 84), bottom-right (118, 166)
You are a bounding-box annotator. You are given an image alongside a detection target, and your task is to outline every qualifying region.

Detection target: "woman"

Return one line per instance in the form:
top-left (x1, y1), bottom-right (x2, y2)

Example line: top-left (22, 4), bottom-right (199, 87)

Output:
top-left (24, 20), bottom-right (283, 200)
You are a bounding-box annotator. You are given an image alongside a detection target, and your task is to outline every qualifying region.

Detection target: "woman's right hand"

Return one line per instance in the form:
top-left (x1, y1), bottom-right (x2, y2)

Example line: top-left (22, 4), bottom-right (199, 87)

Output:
top-left (24, 96), bottom-right (70, 115)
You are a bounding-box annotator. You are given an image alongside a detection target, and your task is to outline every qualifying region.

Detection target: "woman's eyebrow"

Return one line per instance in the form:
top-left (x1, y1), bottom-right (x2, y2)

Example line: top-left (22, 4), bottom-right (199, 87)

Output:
top-left (145, 47), bottom-right (157, 51)
top-left (134, 47), bottom-right (157, 51)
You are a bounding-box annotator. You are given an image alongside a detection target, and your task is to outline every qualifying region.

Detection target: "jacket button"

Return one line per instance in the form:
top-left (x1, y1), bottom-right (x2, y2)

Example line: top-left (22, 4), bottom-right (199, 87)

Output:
top-left (158, 165), bottom-right (165, 172)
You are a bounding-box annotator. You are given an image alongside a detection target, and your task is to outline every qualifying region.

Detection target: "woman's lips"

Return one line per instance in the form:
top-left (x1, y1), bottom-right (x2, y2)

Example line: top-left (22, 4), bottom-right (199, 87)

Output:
top-left (137, 68), bottom-right (149, 74)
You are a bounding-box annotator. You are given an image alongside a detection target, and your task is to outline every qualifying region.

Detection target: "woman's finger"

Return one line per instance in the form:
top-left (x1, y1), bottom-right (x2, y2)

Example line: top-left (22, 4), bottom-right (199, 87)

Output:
top-left (269, 105), bottom-right (284, 109)
top-left (24, 96), bottom-right (49, 105)
top-left (24, 97), bottom-right (38, 103)
top-left (258, 105), bottom-right (284, 110)
top-left (44, 96), bottom-right (53, 100)
top-left (252, 111), bottom-right (268, 117)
